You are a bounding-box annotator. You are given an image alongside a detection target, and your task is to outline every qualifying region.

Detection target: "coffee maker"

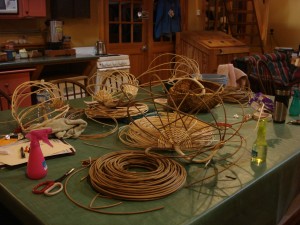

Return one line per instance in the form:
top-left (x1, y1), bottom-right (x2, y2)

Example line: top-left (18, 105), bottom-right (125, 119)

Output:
top-left (45, 20), bottom-right (63, 50)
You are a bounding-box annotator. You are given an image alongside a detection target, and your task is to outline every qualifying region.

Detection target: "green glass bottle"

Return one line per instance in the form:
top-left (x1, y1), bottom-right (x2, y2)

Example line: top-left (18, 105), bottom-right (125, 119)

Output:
top-left (251, 119), bottom-right (267, 166)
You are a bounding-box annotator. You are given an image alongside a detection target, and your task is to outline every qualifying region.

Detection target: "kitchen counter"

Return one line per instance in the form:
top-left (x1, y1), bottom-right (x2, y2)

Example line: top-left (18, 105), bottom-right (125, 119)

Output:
top-left (0, 54), bottom-right (98, 80)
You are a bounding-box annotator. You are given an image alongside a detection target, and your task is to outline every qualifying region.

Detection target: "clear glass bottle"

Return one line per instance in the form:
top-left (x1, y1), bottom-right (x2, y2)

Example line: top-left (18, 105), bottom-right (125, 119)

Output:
top-left (251, 119), bottom-right (267, 166)
top-left (289, 89), bottom-right (300, 117)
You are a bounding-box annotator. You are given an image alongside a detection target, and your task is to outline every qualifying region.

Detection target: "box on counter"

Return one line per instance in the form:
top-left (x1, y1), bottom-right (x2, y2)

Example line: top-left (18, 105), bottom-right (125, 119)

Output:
top-left (45, 49), bottom-right (76, 57)
top-left (0, 52), bottom-right (8, 62)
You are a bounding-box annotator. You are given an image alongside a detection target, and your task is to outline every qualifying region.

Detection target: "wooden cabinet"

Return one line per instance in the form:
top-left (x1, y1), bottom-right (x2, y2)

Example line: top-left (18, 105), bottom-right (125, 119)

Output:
top-left (176, 31), bottom-right (250, 73)
top-left (0, 0), bottom-right (46, 19)
top-left (51, 0), bottom-right (90, 19)
top-left (0, 69), bottom-right (34, 109)
top-left (20, 0), bottom-right (46, 18)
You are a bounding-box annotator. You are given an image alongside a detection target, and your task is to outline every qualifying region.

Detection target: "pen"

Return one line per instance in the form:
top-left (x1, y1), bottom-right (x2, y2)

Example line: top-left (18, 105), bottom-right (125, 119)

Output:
top-left (20, 147), bottom-right (26, 158)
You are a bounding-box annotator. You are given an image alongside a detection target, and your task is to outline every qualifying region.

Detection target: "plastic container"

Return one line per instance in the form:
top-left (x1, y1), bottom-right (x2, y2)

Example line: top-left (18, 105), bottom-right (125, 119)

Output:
top-left (3, 50), bottom-right (16, 61)
top-left (289, 89), bottom-right (300, 116)
top-left (273, 89), bottom-right (290, 123)
top-left (201, 74), bottom-right (228, 86)
top-left (26, 128), bottom-right (53, 180)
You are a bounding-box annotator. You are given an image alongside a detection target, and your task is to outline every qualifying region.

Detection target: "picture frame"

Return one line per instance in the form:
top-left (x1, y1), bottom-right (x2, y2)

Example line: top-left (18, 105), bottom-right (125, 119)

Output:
top-left (0, 0), bottom-right (18, 14)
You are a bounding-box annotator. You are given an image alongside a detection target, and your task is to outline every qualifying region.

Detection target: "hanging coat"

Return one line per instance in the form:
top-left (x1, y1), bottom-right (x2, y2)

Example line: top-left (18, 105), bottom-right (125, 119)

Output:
top-left (154, 0), bottom-right (181, 39)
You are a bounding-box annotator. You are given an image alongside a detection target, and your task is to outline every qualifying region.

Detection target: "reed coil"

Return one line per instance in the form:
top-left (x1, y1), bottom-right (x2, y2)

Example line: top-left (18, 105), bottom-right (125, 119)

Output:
top-left (89, 150), bottom-right (187, 201)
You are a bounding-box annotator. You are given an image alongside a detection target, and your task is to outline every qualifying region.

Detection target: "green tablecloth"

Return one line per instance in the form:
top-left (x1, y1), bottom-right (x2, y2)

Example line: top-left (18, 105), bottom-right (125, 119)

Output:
top-left (1, 97), bottom-right (300, 225)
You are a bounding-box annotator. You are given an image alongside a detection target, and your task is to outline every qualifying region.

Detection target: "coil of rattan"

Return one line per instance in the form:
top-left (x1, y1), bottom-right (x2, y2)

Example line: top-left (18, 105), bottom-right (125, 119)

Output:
top-left (89, 150), bottom-right (187, 201)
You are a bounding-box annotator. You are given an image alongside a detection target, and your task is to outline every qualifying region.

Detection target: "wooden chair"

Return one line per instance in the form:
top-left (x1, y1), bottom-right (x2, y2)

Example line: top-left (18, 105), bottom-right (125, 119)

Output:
top-left (0, 88), bottom-right (11, 111)
top-left (244, 52), bottom-right (295, 95)
top-left (50, 78), bottom-right (90, 100)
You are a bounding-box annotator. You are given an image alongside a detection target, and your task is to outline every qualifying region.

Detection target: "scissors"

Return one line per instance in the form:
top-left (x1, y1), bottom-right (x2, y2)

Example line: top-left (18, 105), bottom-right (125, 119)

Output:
top-left (32, 168), bottom-right (75, 196)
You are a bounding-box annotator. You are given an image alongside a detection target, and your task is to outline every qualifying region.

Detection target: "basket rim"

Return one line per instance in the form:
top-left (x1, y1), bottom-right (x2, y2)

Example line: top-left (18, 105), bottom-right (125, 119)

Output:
top-left (169, 79), bottom-right (224, 96)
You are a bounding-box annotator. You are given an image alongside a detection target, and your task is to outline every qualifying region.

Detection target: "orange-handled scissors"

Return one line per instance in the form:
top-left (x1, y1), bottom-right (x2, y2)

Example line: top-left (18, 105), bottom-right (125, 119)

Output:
top-left (32, 168), bottom-right (75, 196)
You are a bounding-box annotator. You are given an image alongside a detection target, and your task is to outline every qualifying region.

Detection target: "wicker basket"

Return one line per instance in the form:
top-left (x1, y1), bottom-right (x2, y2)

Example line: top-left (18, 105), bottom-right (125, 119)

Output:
top-left (167, 78), bottom-right (224, 113)
top-left (87, 70), bottom-right (139, 108)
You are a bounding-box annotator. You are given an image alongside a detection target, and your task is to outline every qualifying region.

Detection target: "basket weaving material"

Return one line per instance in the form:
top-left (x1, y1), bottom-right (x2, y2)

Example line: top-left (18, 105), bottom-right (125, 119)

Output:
top-left (85, 102), bottom-right (149, 119)
top-left (137, 53), bottom-right (201, 85)
top-left (87, 70), bottom-right (139, 108)
top-left (11, 80), bottom-right (69, 133)
top-left (168, 78), bottom-right (224, 113)
top-left (222, 86), bottom-right (252, 104)
top-left (118, 112), bottom-right (215, 163)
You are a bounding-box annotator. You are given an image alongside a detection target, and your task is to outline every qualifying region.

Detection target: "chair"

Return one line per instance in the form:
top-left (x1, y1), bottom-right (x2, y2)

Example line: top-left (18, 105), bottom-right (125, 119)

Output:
top-left (256, 59), bottom-right (277, 95)
top-left (0, 88), bottom-right (11, 111)
top-left (50, 78), bottom-right (89, 100)
top-left (236, 52), bottom-right (300, 95)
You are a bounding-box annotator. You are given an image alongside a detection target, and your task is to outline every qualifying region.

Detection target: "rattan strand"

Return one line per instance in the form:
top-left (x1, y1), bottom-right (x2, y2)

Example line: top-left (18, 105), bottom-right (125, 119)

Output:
top-left (137, 53), bottom-right (201, 85)
top-left (118, 112), bottom-right (217, 163)
top-left (86, 70), bottom-right (139, 108)
top-left (11, 80), bottom-right (69, 132)
top-left (84, 102), bottom-right (149, 119)
top-left (79, 111), bottom-right (119, 140)
top-left (88, 150), bottom-right (187, 201)
top-left (64, 166), bottom-right (164, 215)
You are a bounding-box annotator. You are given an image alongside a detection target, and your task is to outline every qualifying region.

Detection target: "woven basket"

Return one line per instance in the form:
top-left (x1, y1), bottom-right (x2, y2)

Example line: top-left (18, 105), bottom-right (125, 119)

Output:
top-left (87, 70), bottom-right (139, 108)
top-left (167, 78), bottom-right (224, 113)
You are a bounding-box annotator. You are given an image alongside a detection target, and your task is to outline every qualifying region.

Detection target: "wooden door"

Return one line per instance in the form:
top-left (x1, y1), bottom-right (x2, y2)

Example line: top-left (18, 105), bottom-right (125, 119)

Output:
top-left (104, 0), bottom-right (186, 84)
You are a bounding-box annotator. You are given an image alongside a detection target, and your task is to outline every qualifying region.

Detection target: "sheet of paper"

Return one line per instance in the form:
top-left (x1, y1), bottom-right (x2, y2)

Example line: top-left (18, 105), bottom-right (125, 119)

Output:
top-left (0, 139), bottom-right (75, 166)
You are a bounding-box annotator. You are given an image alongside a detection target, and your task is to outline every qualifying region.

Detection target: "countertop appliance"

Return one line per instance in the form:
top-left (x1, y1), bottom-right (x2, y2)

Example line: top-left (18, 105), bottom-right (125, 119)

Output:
top-left (74, 47), bottom-right (130, 71)
top-left (95, 41), bottom-right (107, 56)
top-left (73, 46), bottom-right (130, 89)
top-left (45, 20), bottom-right (64, 50)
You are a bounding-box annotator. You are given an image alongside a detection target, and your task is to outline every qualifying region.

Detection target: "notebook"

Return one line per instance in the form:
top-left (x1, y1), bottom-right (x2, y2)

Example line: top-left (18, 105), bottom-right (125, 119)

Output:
top-left (0, 139), bottom-right (75, 166)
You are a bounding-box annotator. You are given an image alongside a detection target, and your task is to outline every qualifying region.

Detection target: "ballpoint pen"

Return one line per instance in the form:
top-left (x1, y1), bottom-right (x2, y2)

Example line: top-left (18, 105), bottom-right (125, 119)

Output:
top-left (20, 147), bottom-right (26, 158)
top-left (287, 120), bottom-right (300, 125)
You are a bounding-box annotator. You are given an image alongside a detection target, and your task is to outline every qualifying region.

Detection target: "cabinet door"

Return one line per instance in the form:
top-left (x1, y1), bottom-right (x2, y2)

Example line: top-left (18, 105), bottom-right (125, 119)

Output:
top-left (0, 70), bottom-right (32, 107)
top-left (0, 0), bottom-right (46, 18)
top-left (51, 0), bottom-right (90, 18)
top-left (74, 0), bottom-right (90, 18)
top-left (21, 0), bottom-right (46, 17)
top-left (51, 0), bottom-right (73, 18)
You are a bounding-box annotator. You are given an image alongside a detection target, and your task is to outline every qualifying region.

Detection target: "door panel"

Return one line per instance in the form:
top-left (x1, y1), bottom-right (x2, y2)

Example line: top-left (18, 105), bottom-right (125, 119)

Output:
top-left (105, 0), bottom-right (184, 84)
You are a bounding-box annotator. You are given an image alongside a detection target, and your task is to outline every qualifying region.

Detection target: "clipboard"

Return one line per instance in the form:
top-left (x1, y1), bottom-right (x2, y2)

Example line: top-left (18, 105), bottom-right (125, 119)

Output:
top-left (0, 139), bottom-right (76, 166)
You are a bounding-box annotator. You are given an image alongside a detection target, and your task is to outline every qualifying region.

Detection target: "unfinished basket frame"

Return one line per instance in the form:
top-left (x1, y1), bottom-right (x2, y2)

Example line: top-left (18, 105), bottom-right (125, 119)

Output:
top-left (11, 80), bottom-right (69, 133)
top-left (118, 75), bottom-right (247, 164)
top-left (137, 53), bottom-right (201, 85)
top-left (86, 70), bottom-right (139, 108)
